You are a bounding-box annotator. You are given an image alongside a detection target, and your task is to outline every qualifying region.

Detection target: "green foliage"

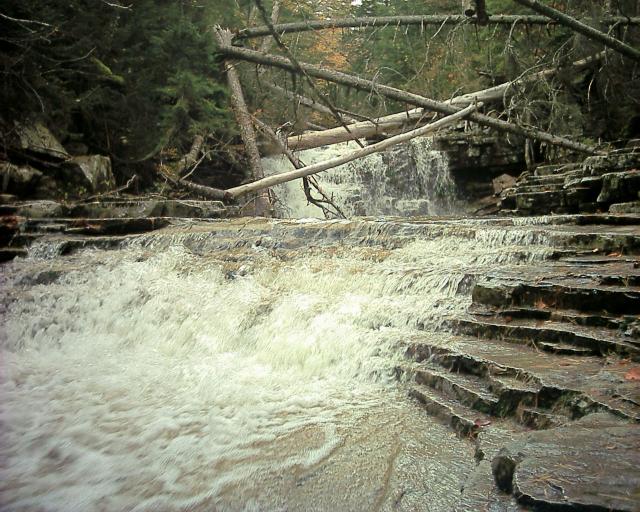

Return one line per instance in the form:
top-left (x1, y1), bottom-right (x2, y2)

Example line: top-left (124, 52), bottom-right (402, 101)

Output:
top-left (0, 0), bottom-right (239, 165)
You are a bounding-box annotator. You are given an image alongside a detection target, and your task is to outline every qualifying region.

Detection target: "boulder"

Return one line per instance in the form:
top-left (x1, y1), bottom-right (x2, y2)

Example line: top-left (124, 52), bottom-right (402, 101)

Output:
top-left (13, 200), bottom-right (66, 218)
top-left (597, 170), bottom-right (640, 204)
top-left (492, 174), bottom-right (517, 195)
top-left (492, 414), bottom-right (640, 511)
top-left (609, 201), bottom-right (640, 214)
top-left (0, 162), bottom-right (42, 196)
top-left (62, 155), bottom-right (115, 193)
top-left (14, 122), bottom-right (69, 160)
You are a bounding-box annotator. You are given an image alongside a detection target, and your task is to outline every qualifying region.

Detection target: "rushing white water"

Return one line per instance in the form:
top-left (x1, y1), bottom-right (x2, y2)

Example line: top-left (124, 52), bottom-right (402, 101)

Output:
top-left (262, 137), bottom-right (457, 218)
top-left (0, 220), bottom-right (553, 511)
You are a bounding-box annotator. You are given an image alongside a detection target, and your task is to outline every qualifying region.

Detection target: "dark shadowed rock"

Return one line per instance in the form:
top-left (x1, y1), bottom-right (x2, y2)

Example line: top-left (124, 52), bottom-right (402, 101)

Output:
top-left (0, 162), bottom-right (42, 196)
top-left (493, 174), bottom-right (517, 195)
top-left (598, 170), bottom-right (640, 204)
top-left (61, 155), bottom-right (115, 193)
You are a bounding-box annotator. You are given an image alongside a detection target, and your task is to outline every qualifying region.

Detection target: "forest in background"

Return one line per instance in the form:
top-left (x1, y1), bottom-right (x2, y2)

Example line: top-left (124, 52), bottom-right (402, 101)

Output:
top-left (1, 0), bottom-right (639, 189)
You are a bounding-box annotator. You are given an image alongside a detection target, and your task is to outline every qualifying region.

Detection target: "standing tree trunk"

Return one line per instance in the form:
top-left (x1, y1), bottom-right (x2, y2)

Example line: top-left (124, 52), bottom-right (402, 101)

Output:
top-left (213, 27), bottom-right (271, 216)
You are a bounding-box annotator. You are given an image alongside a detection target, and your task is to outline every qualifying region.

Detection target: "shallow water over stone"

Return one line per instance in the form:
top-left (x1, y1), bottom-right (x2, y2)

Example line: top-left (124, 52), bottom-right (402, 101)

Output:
top-left (0, 217), bottom-right (557, 511)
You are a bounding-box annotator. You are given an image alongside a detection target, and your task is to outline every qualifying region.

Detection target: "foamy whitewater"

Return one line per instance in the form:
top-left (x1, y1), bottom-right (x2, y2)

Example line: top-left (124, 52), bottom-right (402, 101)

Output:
top-left (0, 219), bottom-right (553, 511)
top-left (262, 137), bottom-right (456, 218)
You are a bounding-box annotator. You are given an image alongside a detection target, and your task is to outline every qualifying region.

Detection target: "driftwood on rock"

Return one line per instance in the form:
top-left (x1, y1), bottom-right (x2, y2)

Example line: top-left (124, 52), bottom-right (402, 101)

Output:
top-left (234, 15), bottom-right (640, 39)
top-left (219, 45), bottom-right (599, 154)
top-left (225, 104), bottom-right (477, 199)
top-left (513, 0), bottom-right (640, 62)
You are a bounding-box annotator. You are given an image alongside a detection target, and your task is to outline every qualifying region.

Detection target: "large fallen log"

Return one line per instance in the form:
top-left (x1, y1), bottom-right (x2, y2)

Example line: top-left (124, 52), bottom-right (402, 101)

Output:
top-left (513, 0), bottom-right (640, 62)
top-left (253, 116), bottom-right (346, 218)
top-left (225, 104), bottom-right (477, 199)
top-left (235, 15), bottom-right (640, 39)
top-left (281, 51), bottom-right (604, 151)
top-left (218, 45), bottom-right (597, 154)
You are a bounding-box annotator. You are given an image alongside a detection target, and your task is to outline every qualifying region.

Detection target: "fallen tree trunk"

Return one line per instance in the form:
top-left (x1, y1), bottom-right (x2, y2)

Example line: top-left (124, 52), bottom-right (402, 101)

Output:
top-left (213, 27), bottom-right (270, 214)
top-left (285, 109), bottom-right (432, 150)
top-left (219, 45), bottom-right (600, 154)
top-left (282, 51), bottom-right (605, 151)
top-left (513, 0), bottom-right (640, 62)
top-left (178, 134), bottom-right (205, 174)
top-left (160, 171), bottom-right (227, 201)
top-left (235, 14), bottom-right (640, 39)
top-left (218, 45), bottom-right (599, 154)
top-left (226, 104), bottom-right (477, 199)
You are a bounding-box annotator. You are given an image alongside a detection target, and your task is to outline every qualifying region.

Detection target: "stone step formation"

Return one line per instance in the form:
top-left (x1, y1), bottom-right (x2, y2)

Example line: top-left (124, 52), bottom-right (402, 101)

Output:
top-left (399, 222), bottom-right (640, 511)
top-left (0, 198), bottom-right (236, 261)
top-left (500, 149), bottom-right (640, 215)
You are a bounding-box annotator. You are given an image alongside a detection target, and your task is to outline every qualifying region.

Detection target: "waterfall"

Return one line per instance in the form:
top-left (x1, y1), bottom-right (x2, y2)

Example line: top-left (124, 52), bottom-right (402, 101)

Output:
top-left (0, 219), bottom-right (553, 511)
top-left (262, 136), bottom-right (457, 218)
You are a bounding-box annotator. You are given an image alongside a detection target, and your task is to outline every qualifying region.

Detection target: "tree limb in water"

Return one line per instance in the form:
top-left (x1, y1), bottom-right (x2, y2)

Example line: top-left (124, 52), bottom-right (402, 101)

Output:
top-left (513, 0), bottom-right (640, 62)
top-left (225, 104), bottom-right (477, 199)
top-left (234, 14), bottom-right (640, 39)
top-left (217, 44), bottom-right (599, 154)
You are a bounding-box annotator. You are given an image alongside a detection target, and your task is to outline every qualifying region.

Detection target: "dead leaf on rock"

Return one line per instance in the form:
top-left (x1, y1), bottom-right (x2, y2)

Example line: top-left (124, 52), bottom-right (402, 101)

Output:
top-left (534, 299), bottom-right (548, 309)
top-left (624, 367), bottom-right (640, 381)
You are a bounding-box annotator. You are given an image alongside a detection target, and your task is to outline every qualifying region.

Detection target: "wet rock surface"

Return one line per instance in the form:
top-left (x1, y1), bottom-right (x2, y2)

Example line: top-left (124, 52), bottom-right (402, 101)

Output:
top-left (492, 414), bottom-right (639, 511)
top-left (1, 210), bottom-right (639, 509)
top-left (395, 214), bottom-right (640, 511)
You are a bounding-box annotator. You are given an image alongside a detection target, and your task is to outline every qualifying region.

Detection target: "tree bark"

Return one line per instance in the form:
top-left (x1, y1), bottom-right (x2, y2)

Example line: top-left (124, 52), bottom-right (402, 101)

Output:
top-left (213, 27), bottom-right (270, 215)
top-left (475, 0), bottom-right (489, 25)
top-left (285, 110), bottom-right (431, 151)
top-left (225, 104), bottom-right (477, 199)
top-left (513, 0), bottom-right (640, 62)
top-left (222, 46), bottom-right (602, 154)
top-left (178, 134), bottom-right (205, 174)
top-left (159, 170), bottom-right (227, 200)
top-left (234, 15), bottom-right (640, 39)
